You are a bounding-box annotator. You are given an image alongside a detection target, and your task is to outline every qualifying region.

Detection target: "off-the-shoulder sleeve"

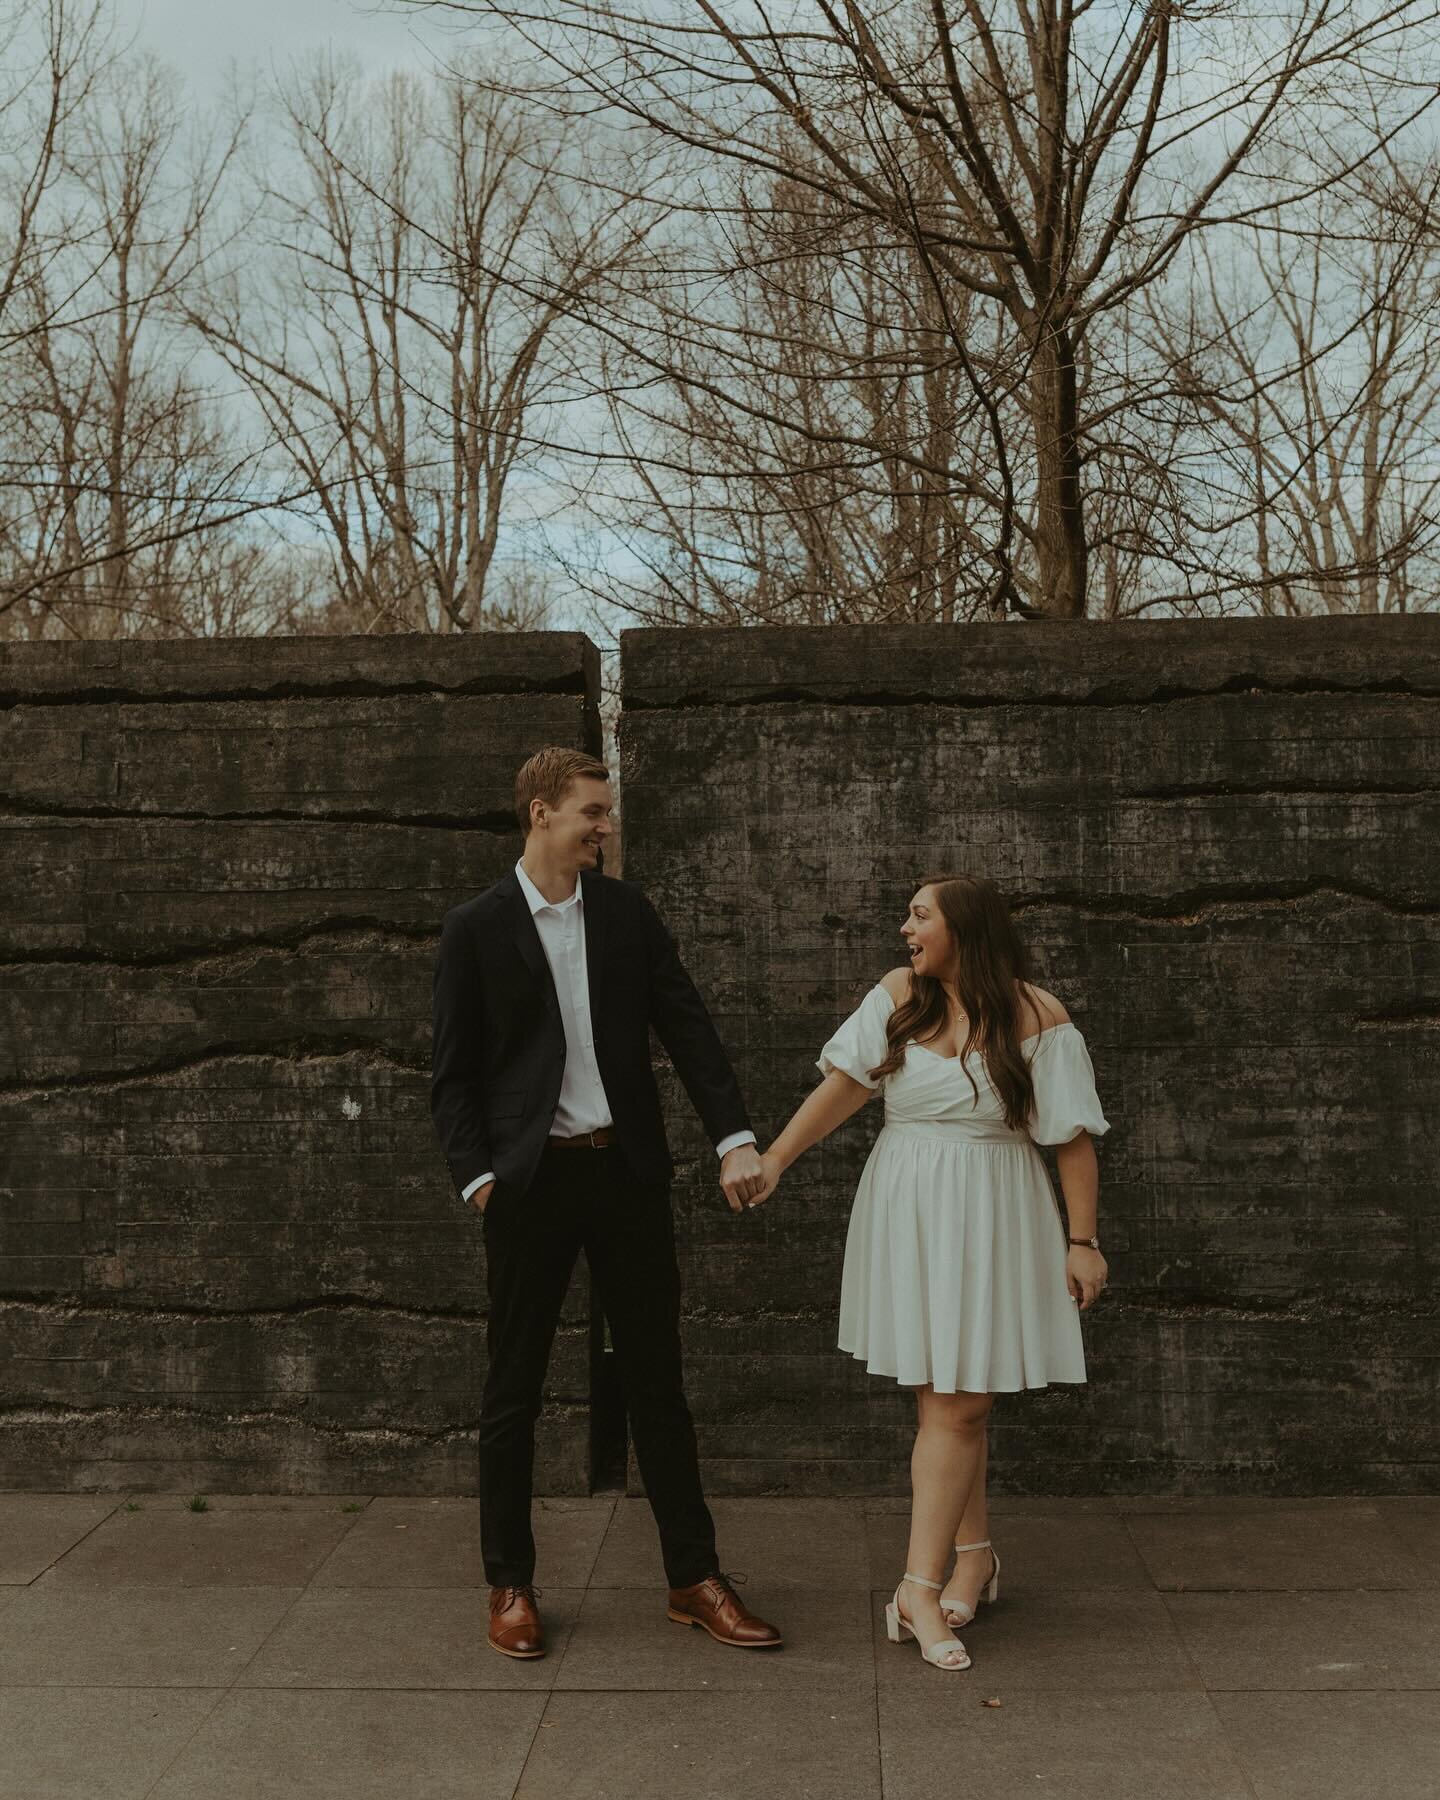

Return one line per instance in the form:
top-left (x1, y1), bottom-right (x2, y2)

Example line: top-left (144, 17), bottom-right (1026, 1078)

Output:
top-left (816, 984), bottom-right (895, 1089)
top-left (1028, 1024), bottom-right (1110, 1145)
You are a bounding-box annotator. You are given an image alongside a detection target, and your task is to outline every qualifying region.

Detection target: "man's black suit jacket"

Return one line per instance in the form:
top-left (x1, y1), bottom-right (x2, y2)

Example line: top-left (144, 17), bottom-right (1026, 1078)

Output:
top-left (430, 868), bottom-right (752, 1202)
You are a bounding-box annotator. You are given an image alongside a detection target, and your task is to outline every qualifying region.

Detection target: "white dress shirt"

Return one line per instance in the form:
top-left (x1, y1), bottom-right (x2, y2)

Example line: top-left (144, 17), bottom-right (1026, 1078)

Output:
top-left (461, 862), bottom-right (755, 1199)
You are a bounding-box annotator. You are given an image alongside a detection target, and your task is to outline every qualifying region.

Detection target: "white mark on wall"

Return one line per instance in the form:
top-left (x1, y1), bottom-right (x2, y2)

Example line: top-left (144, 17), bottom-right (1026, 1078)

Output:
top-left (341, 1095), bottom-right (362, 1120)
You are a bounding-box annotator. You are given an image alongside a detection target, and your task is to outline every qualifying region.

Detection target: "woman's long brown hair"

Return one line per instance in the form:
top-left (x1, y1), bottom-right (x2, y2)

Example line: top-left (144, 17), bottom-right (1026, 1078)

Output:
top-left (868, 873), bottom-right (1040, 1130)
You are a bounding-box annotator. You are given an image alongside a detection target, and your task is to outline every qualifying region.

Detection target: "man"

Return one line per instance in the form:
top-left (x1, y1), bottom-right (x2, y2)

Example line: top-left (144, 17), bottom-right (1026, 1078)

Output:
top-left (431, 746), bottom-right (781, 1659)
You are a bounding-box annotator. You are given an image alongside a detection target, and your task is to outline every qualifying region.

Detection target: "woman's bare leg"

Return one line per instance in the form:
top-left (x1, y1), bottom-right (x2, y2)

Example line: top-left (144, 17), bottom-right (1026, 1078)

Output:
top-left (939, 1422), bottom-right (993, 1617)
top-left (900, 1387), bottom-right (992, 1658)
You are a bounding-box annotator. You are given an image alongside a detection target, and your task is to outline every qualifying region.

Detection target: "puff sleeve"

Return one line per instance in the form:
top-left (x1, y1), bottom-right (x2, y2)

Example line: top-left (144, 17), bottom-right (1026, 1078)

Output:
top-left (816, 983), bottom-right (895, 1089)
top-left (1028, 1025), bottom-right (1110, 1145)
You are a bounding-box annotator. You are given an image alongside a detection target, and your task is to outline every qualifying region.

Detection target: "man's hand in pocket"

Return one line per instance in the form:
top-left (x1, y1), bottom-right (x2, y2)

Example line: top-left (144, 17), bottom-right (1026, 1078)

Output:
top-left (470, 1180), bottom-right (496, 1215)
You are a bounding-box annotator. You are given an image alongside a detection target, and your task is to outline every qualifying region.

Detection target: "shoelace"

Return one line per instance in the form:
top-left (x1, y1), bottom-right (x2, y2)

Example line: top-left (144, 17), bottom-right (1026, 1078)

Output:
top-left (702, 1571), bottom-right (747, 1601)
top-left (497, 1584), bottom-right (542, 1607)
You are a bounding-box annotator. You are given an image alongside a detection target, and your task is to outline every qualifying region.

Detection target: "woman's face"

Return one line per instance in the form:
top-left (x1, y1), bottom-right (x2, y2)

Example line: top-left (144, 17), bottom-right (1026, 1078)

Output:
top-left (900, 885), bottom-right (955, 982)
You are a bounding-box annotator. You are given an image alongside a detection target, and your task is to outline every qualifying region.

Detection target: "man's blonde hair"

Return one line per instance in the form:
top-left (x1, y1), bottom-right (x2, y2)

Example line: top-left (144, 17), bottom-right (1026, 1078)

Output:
top-left (514, 746), bottom-right (610, 835)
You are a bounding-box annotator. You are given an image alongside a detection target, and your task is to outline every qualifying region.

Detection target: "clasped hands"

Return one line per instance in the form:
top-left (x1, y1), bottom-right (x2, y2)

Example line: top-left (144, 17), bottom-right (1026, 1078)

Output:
top-left (718, 1144), bottom-right (783, 1214)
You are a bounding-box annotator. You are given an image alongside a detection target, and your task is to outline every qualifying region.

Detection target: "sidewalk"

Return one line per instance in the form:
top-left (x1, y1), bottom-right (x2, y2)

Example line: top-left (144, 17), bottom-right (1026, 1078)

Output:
top-left (1, 1493), bottom-right (1436, 1799)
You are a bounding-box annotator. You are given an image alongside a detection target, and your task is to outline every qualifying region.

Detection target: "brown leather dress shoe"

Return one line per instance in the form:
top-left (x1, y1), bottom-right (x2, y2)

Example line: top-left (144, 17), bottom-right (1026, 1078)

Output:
top-left (488, 1584), bottom-right (545, 1659)
top-left (667, 1575), bottom-right (783, 1648)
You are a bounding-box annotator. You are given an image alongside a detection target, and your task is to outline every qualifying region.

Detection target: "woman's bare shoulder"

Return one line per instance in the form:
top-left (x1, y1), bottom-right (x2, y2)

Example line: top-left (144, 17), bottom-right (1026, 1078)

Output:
top-left (1018, 982), bottom-right (1071, 1032)
top-left (878, 967), bottom-right (912, 1004)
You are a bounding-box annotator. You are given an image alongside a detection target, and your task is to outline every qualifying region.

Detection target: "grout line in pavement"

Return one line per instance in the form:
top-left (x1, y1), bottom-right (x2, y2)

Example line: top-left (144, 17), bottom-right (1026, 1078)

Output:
top-left (868, 1591), bottom-right (887, 1800)
top-left (21, 1497), bottom-right (126, 1584)
top-left (132, 1498), bottom-right (371, 1800)
top-left (278, 1493), bottom-right (375, 1589)
top-left (508, 1689), bottom-right (557, 1799)
top-left (503, 1508), bottom-right (615, 1800)
top-left (1198, 1688), bottom-right (1265, 1800)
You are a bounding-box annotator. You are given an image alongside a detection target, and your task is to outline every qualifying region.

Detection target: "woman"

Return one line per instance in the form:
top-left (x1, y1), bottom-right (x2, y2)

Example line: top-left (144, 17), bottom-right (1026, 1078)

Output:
top-left (751, 874), bottom-right (1109, 1672)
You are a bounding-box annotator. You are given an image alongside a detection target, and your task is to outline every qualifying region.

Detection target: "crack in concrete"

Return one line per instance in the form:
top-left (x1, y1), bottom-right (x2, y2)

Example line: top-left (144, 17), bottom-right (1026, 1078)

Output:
top-left (1100, 1294), bottom-right (1439, 1323)
top-left (1007, 881), bottom-right (1440, 922)
top-left (0, 918), bottom-right (439, 974)
top-left (0, 671), bottom-right (590, 713)
top-left (0, 1295), bottom-right (498, 1326)
top-left (0, 797), bottom-right (518, 832)
top-left (1351, 1007), bottom-right (1440, 1030)
top-left (0, 1038), bottom-right (427, 1102)
top-left (622, 676), bottom-right (1440, 712)
top-left (1118, 782), bottom-right (1440, 801)
top-left (0, 1402), bottom-right (502, 1444)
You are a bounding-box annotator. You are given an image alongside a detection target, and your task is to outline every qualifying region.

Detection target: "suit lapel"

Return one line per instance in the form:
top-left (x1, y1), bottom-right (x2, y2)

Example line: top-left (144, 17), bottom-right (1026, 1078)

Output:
top-left (581, 869), bottom-right (608, 1021)
top-left (498, 873), bottom-right (559, 1017)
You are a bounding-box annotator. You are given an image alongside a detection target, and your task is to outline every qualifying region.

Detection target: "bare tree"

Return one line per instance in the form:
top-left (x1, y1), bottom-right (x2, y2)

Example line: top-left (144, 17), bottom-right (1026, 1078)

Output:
top-left (0, 37), bottom-right (294, 639)
top-left (193, 55), bottom-right (641, 633)
top-left (0, 0), bottom-right (111, 352)
top-left (410, 0), bottom-right (1440, 618)
top-left (566, 141), bottom-right (1017, 627)
top-left (1145, 158), bottom-right (1440, 615)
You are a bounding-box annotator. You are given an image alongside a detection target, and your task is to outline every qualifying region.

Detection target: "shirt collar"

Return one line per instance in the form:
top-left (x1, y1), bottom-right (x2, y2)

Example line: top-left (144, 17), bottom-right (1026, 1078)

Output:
top-left (515, 859), bottom-right (581, 916)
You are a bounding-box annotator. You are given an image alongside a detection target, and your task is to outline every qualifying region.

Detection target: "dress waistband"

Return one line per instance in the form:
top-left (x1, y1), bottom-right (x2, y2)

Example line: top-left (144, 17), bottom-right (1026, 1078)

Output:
top-left (881, 1117), bottom-right (1031, 1146)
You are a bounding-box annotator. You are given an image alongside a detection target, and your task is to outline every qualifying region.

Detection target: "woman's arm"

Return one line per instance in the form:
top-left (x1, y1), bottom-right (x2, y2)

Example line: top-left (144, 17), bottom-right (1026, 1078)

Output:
top-left (1055, 1133), bottom-right (1107, 1307)
top-left (754, 1069), bottom-right (875, 1202)
top-left (1055, 1133), bottom-right (1098, 1238)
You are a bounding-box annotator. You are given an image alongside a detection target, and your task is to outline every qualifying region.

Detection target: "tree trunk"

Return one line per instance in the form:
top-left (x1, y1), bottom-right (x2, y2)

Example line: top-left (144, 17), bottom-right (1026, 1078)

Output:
top-left (1028, 322), bottom-right (1088, 617)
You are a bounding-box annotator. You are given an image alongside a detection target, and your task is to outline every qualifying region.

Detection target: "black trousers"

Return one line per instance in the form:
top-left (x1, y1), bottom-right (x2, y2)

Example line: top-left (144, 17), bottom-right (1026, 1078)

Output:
top-left (478, 1142), bottom-right (719, 1588)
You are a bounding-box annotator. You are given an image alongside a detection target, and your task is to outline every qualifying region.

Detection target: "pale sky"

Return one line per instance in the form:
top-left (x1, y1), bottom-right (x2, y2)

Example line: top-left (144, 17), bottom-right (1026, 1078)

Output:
top-left (110, 0), bottom-right (466, 94)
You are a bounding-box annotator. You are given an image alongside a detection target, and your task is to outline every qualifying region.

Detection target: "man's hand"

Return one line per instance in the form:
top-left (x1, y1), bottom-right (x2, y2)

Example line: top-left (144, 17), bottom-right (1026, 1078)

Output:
top-left (468, 1180), bottom-right (496, 1215)
top-left (719, 1144), bottom-right (766, 1212)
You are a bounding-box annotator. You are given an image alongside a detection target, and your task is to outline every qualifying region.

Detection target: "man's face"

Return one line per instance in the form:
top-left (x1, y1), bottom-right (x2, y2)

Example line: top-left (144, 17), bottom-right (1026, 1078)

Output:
top-left (533, 776), bottom-right (614, 868)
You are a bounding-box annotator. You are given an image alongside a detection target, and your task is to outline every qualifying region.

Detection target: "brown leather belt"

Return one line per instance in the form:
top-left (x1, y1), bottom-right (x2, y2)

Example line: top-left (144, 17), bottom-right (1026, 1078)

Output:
top-left (548, 1127), bottom-right (617, 1150)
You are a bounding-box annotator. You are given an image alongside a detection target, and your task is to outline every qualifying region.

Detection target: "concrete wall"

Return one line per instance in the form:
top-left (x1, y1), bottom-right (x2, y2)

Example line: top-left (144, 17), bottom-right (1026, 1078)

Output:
top-left (0, 634), bottom-right (600, 1493)
top-left (620, 617), bottom-right (1440, 1495)
top-left (5, 620), bottom-right (1437, 1498)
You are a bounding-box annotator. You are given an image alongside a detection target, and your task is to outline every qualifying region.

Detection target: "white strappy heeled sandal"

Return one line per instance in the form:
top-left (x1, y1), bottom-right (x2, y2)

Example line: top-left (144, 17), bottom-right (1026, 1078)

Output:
top-left (941, 1539), bottom-right (1000, 1629)
top-left (884, 1573), bottom-right (971, 1671)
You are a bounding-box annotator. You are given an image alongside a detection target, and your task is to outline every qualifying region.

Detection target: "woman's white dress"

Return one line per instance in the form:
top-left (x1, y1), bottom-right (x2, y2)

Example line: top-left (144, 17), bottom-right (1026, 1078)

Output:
top-left (819, 983), bottom-right (1110, 1394)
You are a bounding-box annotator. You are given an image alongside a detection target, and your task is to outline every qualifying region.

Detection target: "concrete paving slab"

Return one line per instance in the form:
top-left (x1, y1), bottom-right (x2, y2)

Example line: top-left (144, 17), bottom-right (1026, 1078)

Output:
top-left (1210, 1691), bottom-right (1440, 1800)
top-left (863, 1496), bottom-right (1120, 1517)
top-left (122, 1494), bottom-right (373, 1510)
top-left (45, 1500), bottom-right (358, 1588)
top-left (0, 1687), bottom-right (221, 1800)
top-left (878, 1690), bottom-right (1253, 1800)
top-left (146, 1688), bottom-right (545, 1800)
top-left (1166, 1590), bottom-right (1440, 1689)
top-left (873, 1587), bottom-right (1200, 1693)
top-left (0, 1582), bottom-right (300, 1686)
top-left (312, 1496), bottom-right (613, 1589)
top-left (514, 1690), bottom-right (883, 1800)
top-left (0, 1496), bottom-right (118, 1583)
top-left (590, 1497), bottom-right (869, 1589)
top-left (1381, 1499), bottom-right (1440, 1583)
top-left (238, 1586), bottom-right (581, 1691)
top-left (1123, 1500), bottom-right (1432, 1591)
top-left (1114, 1495), bottom-right (1390, 1515)
top-left (552, 1585), bottom-right (874, 1692)
top-left (863, 1506), bottom-right (1151, 1592)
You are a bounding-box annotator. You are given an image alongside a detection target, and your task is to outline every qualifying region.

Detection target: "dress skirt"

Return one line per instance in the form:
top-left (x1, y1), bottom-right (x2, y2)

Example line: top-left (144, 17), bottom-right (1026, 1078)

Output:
top-left (837, 1119), bottom-right (1087, 1394)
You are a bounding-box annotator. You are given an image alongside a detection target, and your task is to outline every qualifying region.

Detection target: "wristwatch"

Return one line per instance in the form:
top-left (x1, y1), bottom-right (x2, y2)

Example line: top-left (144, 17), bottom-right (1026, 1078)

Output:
top-left (1068, 1236), bottom-right (1101, 1250)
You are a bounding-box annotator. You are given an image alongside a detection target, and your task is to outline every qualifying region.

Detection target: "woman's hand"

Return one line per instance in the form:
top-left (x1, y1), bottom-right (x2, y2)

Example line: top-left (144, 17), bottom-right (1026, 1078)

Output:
top-left (744, 1149), bottom-right (785, 1210)
top-left (1066, 1245), bottom-right (1108, 1309)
